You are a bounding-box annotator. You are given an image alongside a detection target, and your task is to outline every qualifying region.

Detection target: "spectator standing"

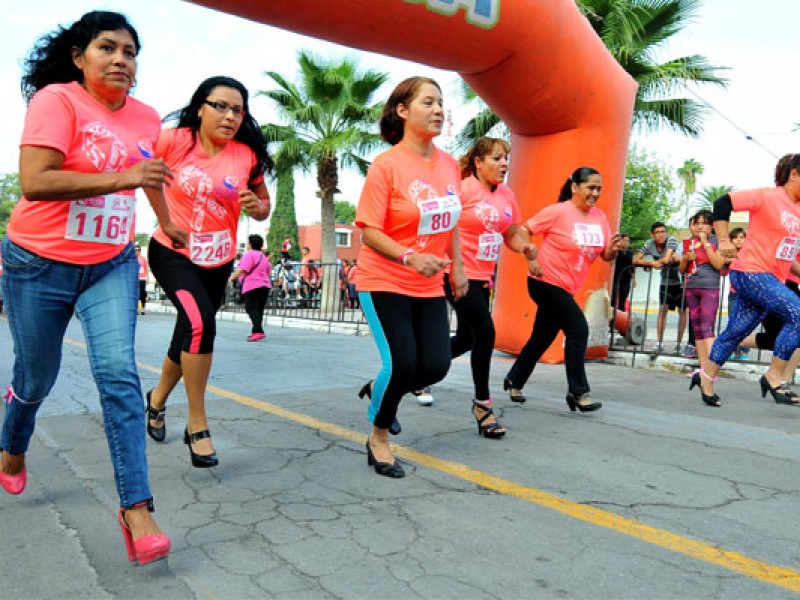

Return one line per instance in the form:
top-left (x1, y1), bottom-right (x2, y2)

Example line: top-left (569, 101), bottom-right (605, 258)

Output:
top-left (0, 10), bottom-right (181, 564)
top-left (611, 233), bottom-right (634, 311)
top-left (229, 234), bottom-right (271, 341)
top-left (136, 243), bottom-right (148, 315)
top-left (145, 76), bottom-right (272, 466)
top-left (633, 222), bottom-right (687, 355)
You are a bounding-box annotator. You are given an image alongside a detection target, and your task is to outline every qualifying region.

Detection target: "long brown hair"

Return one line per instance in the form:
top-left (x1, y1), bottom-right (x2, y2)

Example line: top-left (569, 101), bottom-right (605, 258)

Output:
top-left (459, 137), bottom-right (510, 180)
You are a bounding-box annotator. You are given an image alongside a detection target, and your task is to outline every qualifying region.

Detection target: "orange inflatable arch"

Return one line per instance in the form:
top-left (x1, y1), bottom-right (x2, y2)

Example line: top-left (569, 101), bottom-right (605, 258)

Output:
top-left (193, 0), bottom-right (637, 361)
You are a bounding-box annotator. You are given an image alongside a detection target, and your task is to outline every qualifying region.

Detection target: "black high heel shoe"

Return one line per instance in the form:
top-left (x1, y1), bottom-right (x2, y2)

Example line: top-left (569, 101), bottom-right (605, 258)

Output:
top-left (565, 392), bottom-right (602, 412)
top-left (145, 390), bottom-right (166, 443)
top-left (358, 381), bottom-right (402, 435)
top-left (183, 429), bottom-right (219, 468)
top-left (696, 369), bottom-right (721, 406)
top-left (472, 401), bottom-right (506, 439)
top-left (689, 372), bottom-right (701, 391)
top-left (365, 438), bottom-right (405, 478)
top-left (759, 375), bottom-right (800, 405)
top-left (503, 377), bottom-right (526, 403)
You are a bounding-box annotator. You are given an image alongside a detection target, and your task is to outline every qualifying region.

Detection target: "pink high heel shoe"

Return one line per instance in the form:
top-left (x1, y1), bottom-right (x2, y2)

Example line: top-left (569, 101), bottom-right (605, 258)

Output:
top-left (118, 501), bottom-right (171, 565)
top-left (0, 468), bottom-right (27, 495)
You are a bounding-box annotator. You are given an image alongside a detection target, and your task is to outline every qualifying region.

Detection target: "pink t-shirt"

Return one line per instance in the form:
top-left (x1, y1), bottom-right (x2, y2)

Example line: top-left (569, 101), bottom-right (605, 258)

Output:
top-left (9, 82), bottom-right (160, 264)
top-left (730, 187), bottom-right (800, 282)
top-left (151, 128), bottom-right (262, 267)
top-left (137, 254), bottom-right (148, 280)
top-left (355, 144), bottom-right (461, 297)
top-left (456, 175), bottom-right (522, 281)
top-left (526, 201), bottom-right (611, 295)
top-left (237, 249), bottom-right (271, 293)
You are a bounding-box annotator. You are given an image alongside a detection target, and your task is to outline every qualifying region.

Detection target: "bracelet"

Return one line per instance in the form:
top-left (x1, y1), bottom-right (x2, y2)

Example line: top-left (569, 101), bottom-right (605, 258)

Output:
top-left (398, 249), bottom-right (414, 266)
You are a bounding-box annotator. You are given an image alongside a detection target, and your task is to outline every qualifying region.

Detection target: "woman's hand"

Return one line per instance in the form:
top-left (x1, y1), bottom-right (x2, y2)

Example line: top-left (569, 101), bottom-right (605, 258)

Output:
top-left (528, 258), bottom-right (543, 278)
top-left (240, 189), bottom-right (270, 220)
top-left (161, 222), bottom-right (188, 249)
top-left (126, 159), bottom-right (173, 190)
top-left (449, 264), bottom-right (469, 300)
top-left (520, 243), bottom-right (537, 261)
top-left (406, 252), bottom-right (451, 277)
top-left (718, 239), bottom-right (736, 259)
top-left (683, 250), bottom-right (696, 262)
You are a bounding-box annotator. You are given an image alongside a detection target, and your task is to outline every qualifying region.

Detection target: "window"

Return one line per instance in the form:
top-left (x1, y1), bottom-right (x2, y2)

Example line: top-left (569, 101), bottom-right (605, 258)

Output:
top-left (335, 229), bottom-right (352, 247)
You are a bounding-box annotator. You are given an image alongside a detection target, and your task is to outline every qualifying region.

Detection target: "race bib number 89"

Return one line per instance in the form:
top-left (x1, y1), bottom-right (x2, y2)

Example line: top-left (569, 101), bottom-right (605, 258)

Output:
top-left (776, 237), bottom-right (800, 261)
top-left (65, 194), bottom-right (133, 245)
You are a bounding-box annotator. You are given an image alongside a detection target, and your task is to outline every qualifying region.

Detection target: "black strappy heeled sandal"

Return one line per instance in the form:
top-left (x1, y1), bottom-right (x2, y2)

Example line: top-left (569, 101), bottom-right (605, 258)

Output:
top-left (145, 390), bottom-right (166, 443)
top-left (503, 377), bottom-right (526, 403)
top-left (760, 376), bottom-right (800, 405)
top-left (183, 429), bottom-right (219, 468)
top-left (472, 400), bottom-right (506, 439)
top-left (358, 381), bottom-right (402, 435)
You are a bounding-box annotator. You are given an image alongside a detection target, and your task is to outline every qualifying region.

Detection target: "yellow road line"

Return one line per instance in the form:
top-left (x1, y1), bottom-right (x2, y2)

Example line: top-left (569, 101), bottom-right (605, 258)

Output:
top-left (67, 339), bottom-right (800, 593)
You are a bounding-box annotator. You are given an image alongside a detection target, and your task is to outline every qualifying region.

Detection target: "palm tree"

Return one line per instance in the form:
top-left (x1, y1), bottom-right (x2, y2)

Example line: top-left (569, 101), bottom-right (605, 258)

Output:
top-left (694, 184), bottom-right (733, 211)
top-left (260, 51), bottom-right (388, 310)
top-left (453, 0), bottom-right (727, 153)
top-left (676, 158), bottom-right (704, 221)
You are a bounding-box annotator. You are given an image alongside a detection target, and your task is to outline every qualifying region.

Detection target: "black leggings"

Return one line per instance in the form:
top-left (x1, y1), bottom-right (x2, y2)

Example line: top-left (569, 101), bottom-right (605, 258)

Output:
top-left (360, 291), bottom-right (451, 430)
top-left (444, 275), bottom-right (494, 400)
top-left (148, 238), bottom-right (232, 363)
top-left (243, 286), bottom-right (269, 334)
top-left (506, 278), bottom-right (590, 395)
top-left (138, 280), bottom-right (147, 309)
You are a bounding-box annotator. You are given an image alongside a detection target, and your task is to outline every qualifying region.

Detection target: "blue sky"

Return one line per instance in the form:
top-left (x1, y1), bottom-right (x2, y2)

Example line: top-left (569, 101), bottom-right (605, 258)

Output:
top-left (1, 0), bottom-right (797, 231)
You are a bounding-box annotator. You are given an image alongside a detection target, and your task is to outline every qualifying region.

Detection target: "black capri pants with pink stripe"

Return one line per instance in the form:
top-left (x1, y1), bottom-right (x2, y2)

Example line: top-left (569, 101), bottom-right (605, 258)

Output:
top-left (148, 238), bottom-right (232, 363)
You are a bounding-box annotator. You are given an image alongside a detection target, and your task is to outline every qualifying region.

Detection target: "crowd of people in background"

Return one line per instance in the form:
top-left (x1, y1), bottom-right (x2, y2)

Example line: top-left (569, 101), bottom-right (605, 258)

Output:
top-left (2, 8), bottom-right (800, 571)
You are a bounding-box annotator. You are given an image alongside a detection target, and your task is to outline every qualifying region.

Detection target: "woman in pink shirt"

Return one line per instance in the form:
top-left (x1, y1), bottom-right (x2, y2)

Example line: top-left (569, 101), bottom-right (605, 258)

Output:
top-left (504, 167), bottom-right (623, 412)
top-left (0, 11), bottom-right (183, 565)
top-left (145, 76), bottom-right (273, 467)
top-left (229, 233), bottom-right (272, 341)
top-left (445, 137), bottom-right (536, 437)
top-left (697, 154), bottom-right (800, 406)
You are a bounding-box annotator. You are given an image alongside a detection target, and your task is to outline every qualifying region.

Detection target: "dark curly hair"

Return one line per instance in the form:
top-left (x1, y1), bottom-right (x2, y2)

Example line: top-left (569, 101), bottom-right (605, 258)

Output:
top-left (775, 153), bottom-right (800, 186)
top-left (459, 137), bottom-right (510, 180)
top-left (164, 76), bottom-right (274, 186)
top-left (21, 11), bottom-right (140, 103)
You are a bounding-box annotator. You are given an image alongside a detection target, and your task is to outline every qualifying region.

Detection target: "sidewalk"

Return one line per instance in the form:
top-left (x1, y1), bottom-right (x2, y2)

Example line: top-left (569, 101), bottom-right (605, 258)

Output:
top-left (1, 312), bottom-right (799, 599)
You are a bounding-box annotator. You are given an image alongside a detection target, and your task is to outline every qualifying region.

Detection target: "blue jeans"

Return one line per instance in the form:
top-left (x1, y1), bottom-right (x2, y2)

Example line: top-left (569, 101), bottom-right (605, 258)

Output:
top-left (1, 237), bottom-right (151, 508)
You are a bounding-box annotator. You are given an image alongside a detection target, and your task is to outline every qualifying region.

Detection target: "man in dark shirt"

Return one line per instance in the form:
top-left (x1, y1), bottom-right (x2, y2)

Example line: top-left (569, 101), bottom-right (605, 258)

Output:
top-left (611, 233), bottom-right (634, 311)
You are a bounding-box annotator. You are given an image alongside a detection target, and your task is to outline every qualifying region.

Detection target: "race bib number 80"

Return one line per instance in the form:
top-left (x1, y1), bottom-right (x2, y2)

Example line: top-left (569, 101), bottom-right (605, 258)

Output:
top-left (418, 195), bottom-right (461, 236)
top-left (65, 194), bottom-right (133, 245)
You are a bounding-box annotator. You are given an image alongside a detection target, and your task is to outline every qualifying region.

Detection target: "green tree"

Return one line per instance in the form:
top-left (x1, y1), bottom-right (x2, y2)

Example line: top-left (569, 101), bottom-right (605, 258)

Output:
top-left (620, 147), bottom-right (677, 241)
top-left (334, 200), bottom-right (356, 224)
top-left (135, 233), bottom-right (151, 247)
top-left (0, 173), bottom-right (21, 236)
top-left (267, 169), bottom-right (299, 261)
top-left (260, 51), bottom-right (387, 310)
top-left (453, 0), bottom-right (728, 152)
top-left (694, 184), bottom-right (733, 211)
top-left (676, 157), bottom-right (704, 220)
top-left (260, 52), bottom-right (386, 260)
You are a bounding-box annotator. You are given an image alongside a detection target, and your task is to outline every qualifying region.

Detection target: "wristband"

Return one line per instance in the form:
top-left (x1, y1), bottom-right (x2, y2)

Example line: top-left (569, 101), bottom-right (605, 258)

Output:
top-left (399, 249), bottom-right (414, 266)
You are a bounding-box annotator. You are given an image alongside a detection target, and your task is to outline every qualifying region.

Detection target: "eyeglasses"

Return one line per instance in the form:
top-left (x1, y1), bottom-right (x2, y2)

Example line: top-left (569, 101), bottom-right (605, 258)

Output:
top-left (203, 100), bottom-right (245, 118)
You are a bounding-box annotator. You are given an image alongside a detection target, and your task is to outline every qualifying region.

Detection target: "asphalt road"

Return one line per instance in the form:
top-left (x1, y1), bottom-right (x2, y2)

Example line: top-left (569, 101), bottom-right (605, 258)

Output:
top-left (1, 310), bottom-right (799, 599)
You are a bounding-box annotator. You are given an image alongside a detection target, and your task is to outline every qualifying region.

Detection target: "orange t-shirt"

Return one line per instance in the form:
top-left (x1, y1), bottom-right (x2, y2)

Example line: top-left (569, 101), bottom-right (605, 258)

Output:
top-left (526, 201), bottom-right (611, 295)
top-left (355, 144), bottom-right (461, 297)
top-left (8, 82), bottom-right (160, 265)
top-left (456, 175), bottom-right (522, 281)
top-left (151, 128), bottom-right (262, 267)
top-left (137, 254), bottom-right (148, 280)
top-left (730, 187), bottom-right (800, 282)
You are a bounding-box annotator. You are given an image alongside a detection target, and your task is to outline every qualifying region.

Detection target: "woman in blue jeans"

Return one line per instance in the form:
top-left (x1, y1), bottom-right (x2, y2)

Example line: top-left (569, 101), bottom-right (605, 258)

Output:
top-left (0, 11), bottom-right (185, 564)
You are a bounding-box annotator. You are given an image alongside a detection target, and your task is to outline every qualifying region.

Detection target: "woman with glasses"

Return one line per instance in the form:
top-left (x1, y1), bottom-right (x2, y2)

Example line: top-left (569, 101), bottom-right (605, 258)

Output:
top-left (0, 10), bottom-right (183, 564)
top-left (145, 76), bottom-right (273, 467)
